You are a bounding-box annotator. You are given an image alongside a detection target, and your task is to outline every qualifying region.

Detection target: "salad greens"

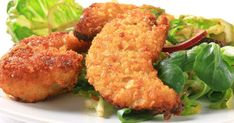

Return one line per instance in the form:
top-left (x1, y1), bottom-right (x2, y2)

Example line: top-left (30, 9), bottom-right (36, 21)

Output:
top-left (208, 88), bottom-right (233, 109)
top-left (181, 96), bottom-right (201, 116)
top-left (73, 59), bottom-right (116, 117)
top-left (183, 77), bottom-right (210, 100)
top-left (95, 97), bottom-right (116, 117)
top-left (117, 108), bottom-right (155, 123)
top-left (221, 46), bottom-right (234, 65)
top-left (73, 59), bottom-right (99, 98)
top-left (157, 43), bottom-right (234, 116)
top-left (167, 15), bottom-right (234, 45)
top-left (158, 43), bottom-right (234, 91)
top-left (7, 0), bottom-right (83, 42)
top-left (158, 60), bottom-right (186, 93)
top-left (193, 43), bottom-right (233, 91)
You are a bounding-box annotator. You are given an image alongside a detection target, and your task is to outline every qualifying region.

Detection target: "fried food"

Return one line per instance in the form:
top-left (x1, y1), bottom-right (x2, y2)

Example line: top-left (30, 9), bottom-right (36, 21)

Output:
top-left (86, 9), bottom-right (182, 119)
top-left (74, 2), bottom-right (166, 52)
top-left (75, 2), bottom-right (166, 39)
top-left (0, 32), bottom-right (83, 102)
top-left (74, 3), bottom-right (137, 52)
top-left (75, 2), bottom-right (137, 39)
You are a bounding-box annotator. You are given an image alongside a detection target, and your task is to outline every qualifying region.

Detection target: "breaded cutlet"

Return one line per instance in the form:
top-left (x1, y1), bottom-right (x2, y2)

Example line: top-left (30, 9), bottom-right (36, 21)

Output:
top-left (0, 32), bottom-right (83, 102)
top-left (86, 9), bottom-right (182, 119)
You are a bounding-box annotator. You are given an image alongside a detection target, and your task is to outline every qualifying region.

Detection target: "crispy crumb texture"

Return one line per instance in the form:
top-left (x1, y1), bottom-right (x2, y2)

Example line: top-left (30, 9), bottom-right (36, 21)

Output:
top-left (86, 9), bottom-right (182, 119)
top-left (0, 32), bottom-right (83, 102)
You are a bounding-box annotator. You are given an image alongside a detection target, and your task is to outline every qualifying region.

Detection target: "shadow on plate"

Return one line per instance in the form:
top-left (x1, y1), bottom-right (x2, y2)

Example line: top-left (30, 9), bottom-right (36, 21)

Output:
top-left (21, 93), bottom-right (91, 113)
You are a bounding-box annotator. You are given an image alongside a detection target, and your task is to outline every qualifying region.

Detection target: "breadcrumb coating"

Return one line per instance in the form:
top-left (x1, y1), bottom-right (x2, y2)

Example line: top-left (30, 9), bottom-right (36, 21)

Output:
top-left (0, 32), bottom-right (83, 102)
top-left (74, 2), bottom-right (166, 52)
top-left (75, 2), bottom-right (137, 38)
top-left (86, 9), bottom-right (182, 119)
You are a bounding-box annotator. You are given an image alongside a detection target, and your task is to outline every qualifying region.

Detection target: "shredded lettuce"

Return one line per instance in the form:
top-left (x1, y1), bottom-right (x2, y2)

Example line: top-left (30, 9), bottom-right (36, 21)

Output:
top-left (73, 59), bottom-right (99, 98)
top-left (184, 77), bottom-right (210, 100)
top-left (84, 97), bottom-right (116, 118)
top-left (181, 15), bottom-right (223, 32)
top-left (7, 0), bottom-right (83, 42)
top-left (168, 19), bottom-right (195, 44)
top-left (95, 97), bottom-right (116, 117)
top-left (167, 15), bottom-right (234, 45)
top-left (117, 108), bottom-right (155, 123)
top-left (221, 46), bottom-right (234, 65)
top-left (208, 88), bottom-right (233, 109)
top-left (72, 58), bottom-right (116, 117)
top-left (181, 96), bottom-right (201, 116)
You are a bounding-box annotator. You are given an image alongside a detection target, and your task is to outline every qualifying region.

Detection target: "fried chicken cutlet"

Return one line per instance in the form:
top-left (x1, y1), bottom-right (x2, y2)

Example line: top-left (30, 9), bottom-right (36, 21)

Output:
top-left (75, 2), bottom-right (137, 39)
top-left (0, 32), bottom-right (83, 102)
top-left (74, 2), bottom-right (166, 52)
top-left (86, 9), bottom-right (182, 119)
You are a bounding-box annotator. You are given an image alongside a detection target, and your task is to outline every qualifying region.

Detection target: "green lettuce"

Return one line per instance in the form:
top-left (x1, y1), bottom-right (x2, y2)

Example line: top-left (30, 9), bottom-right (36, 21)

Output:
top-left (208, 88), bottom-right (233, 109)
top-left (73, 59), bottom-right (99, 98)
top-left (184, 77), bottom-right (210, 100)
top-left (193, 43), bottom-right (233, 91)
top-left (95, 97), bottom-right (116, 117)
top-left (221, 46), bottom-right (234, 65)
top-left (159, 43), bottom-right (234, 92)
top-left (181, 96), bottom-right (201, 116)
top-left (220, 46), bottom-right (234, 92)
top-left (167, 15), bottom-right (234, 45)
top-left (181, 15), bottom-right (222, 31)
top-left (117, 108), bottom-right (155, 123)
top-left (158, 61), bottom-right (186, 93)
top-left (168, 19), bottom-right (195, 44)
top-left (84, 97), bottom-right (116, 118)
top-left (7, 0), bottom-right (83, 42)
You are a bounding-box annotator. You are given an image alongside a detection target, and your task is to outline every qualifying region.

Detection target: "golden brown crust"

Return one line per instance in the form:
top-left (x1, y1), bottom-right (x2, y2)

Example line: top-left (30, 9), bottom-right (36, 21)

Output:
top-left (74, 2), bottom-right (166, 52)
top-left (75, 2), bottom-right (137, 38)
top-left (21, 32), bottom-right (90, 53)
top-left (0, 33), bottom-right (83, 102)
top-left (86, 9), bottom-right (182, 118)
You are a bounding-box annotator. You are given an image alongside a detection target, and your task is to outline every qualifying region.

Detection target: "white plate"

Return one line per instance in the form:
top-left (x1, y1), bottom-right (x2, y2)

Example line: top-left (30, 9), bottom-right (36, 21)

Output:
top-left (0, 0), bottom-right (234, 123)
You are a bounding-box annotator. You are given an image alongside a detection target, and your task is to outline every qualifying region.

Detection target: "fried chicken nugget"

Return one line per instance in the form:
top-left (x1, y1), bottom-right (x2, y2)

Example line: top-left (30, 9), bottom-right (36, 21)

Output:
top-left (74, 2), bottom-right (166, 52)
top-left (0, 32), bottom-right (83, 102)
top-left (74, 3), bottom-right (137, 52)
top-left (86, 9), bottom-right (182, 119)
top-left (75, 2), bottom-right (137, 39)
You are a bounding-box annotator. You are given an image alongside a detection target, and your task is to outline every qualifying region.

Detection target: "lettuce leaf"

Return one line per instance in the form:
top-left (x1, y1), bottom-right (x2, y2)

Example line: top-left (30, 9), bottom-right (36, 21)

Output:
top-left (181, 15), bottom-right (221, 30)
top-left (7, 0), bottom-right (83, 42)
top-left (95, 97), bottom-right (116, 117)
top-left (158, 43), bottom-right (233, 94)
top-left (73, 59), bottom-right (99, 98)
top-left (181, 96), bottom-right (201, 116)
top-left (193, 43), bottom-right (234, 91)
top-left (167, 15), bottom-right (229, 44)
top-left (208, 88), bottom-right (233, 109)
top-left (158, 61), bottom-right (185, 93)
top-left (158, 43), bottom-right (234, 113)
top-left (84, 97), bottom-right (116, 118)
top-left (184, 78), bottom-right (210, 100)
top-left (168, 19), bottom-right (195, 44)
top-left (221, 46), bottom-right (234, 66)
top-left (117, 108), bottom-right (155, 123)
